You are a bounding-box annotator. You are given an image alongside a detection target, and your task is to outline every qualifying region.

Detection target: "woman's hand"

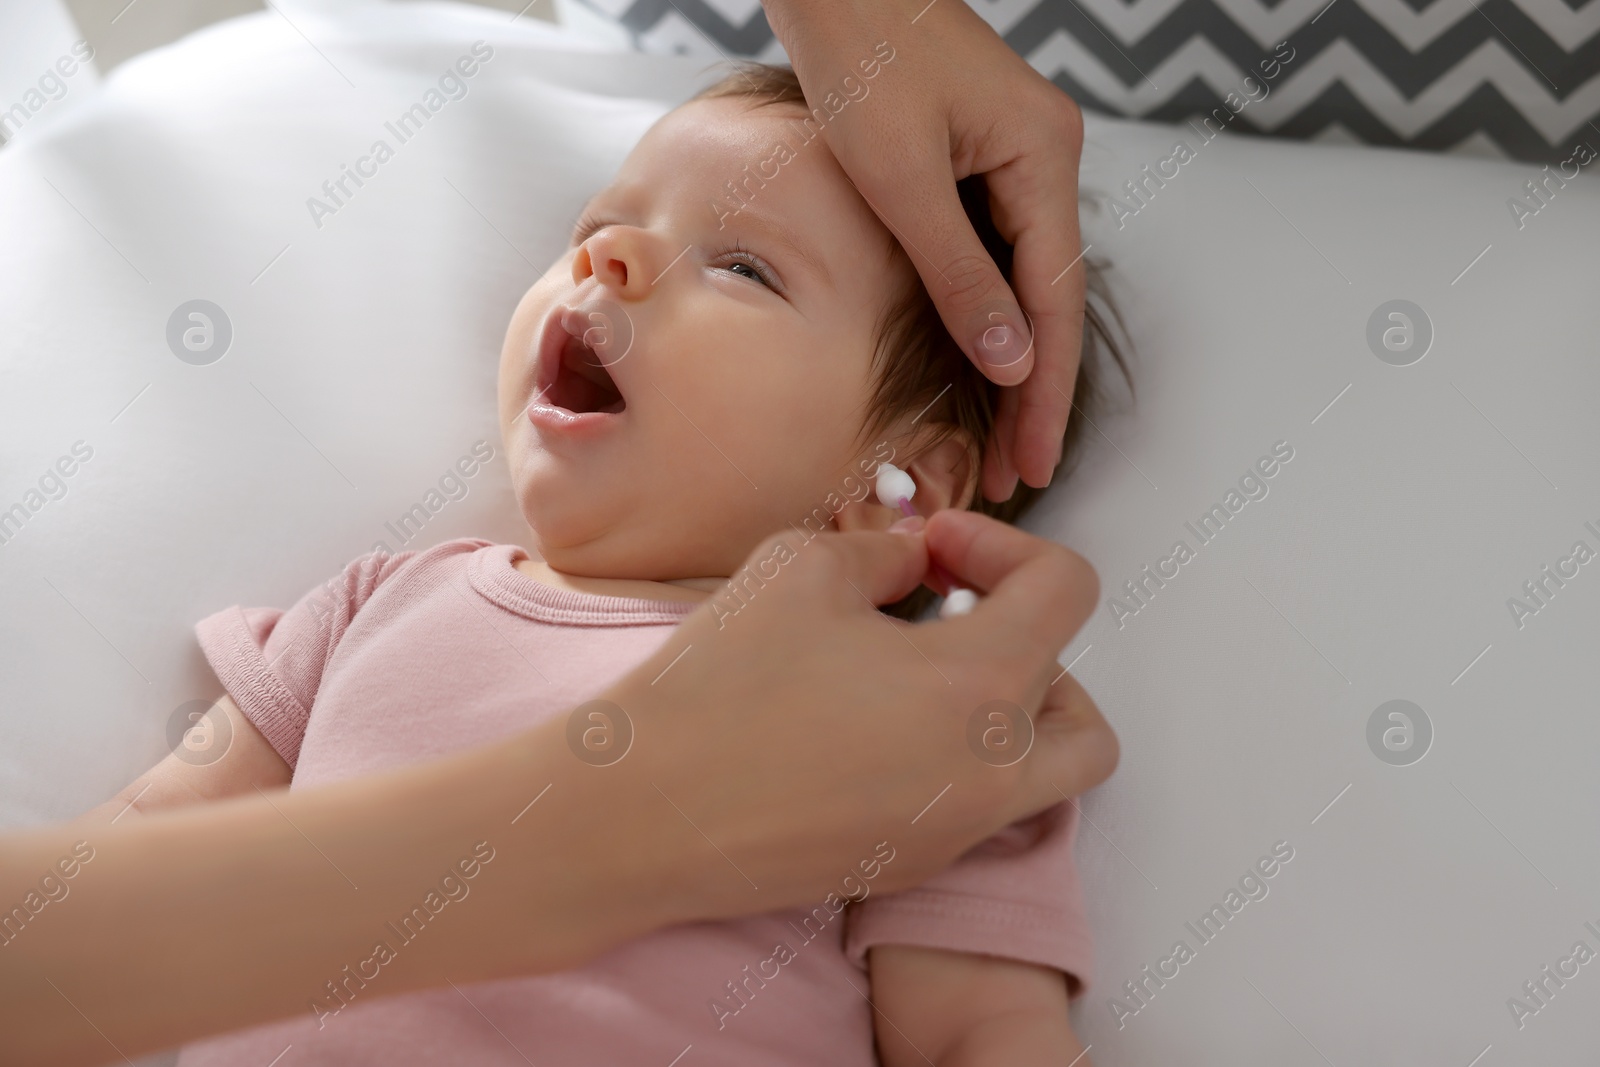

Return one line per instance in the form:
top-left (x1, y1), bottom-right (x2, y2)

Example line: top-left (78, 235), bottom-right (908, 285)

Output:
top-left (596, 509), bottom-right (1116, 928)
top-left (764, 0), bottom-right (1089, 500)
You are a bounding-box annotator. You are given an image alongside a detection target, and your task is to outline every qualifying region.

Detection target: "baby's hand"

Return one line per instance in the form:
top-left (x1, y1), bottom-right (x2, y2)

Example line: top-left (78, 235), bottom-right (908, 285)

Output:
top-left (867, 944), bottom-right (1091, 1067)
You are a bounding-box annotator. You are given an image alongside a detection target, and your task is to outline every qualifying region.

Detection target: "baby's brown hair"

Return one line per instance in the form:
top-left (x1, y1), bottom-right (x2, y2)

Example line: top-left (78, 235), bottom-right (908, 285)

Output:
top-left (693, 63), bottom-right (1132, 619)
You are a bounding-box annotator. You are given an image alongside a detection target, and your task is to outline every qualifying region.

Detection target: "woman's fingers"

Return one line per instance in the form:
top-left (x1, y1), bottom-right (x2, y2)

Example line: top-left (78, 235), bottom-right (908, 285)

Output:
top-left (917, 509), bottom-right (1113, 823)
top-left (839, 132), bottom-right (1038, 389)
top-left (924, 508), bottom-right (1100, 664)
top-left (807, 519), bottom-right (930, 608)
top-left (982, 98), bottom-right (1089, 488)
top-left (1017, 668), bottom-right (1119, 822)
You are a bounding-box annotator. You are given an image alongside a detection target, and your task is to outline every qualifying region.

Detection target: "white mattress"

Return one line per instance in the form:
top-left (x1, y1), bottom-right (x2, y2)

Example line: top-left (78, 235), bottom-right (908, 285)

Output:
top-left (1, 2), bottom-right (1596, 1062)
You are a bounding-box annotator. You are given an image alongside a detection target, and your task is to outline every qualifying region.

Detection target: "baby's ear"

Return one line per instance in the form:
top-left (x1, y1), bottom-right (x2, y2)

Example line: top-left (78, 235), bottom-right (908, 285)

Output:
top-left (906, 433), bottom-right (978, 514)
top-left (832, 431), bottom-right (978, 533)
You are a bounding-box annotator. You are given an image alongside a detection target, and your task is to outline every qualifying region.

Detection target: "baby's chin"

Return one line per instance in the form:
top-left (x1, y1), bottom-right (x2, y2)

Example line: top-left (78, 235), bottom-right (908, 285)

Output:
top-left (518, 500), bottom-right (730, 582)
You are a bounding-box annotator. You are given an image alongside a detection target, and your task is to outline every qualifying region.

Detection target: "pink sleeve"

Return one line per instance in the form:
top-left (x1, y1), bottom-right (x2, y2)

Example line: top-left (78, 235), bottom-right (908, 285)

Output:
top-left (845, 802), bottom-right (1095, 998)
top-left (193, 549), bottom-right (415, 772)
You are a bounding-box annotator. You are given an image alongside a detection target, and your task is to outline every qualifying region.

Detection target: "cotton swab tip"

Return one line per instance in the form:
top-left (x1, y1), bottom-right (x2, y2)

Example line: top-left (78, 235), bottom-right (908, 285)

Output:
top-left (939, 588), bottom-right (979, 618)
top-left (875, 463), bottom-right (917, 510)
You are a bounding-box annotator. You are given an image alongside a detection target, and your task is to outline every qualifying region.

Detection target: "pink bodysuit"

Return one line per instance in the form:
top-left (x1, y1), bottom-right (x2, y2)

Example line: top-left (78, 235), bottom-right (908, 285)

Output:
top-left (174, 539), bottom-right (1093, 1066)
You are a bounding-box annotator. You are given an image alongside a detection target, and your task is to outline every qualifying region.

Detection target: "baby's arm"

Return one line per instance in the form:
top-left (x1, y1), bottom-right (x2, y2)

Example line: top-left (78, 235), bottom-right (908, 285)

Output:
top-left (868, 944), bottom-right (1091, 1067)
top-left (75, 693), bottom-right (290, 824)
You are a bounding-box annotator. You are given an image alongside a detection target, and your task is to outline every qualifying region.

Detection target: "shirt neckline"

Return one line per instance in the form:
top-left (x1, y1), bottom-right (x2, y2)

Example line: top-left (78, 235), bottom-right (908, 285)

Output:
top-left (468, 542), bottom-right (702, 627)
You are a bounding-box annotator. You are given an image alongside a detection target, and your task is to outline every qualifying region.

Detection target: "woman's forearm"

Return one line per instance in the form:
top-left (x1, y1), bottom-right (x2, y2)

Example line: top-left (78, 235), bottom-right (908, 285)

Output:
top-left (0, 720), bottom-right (649, 1066)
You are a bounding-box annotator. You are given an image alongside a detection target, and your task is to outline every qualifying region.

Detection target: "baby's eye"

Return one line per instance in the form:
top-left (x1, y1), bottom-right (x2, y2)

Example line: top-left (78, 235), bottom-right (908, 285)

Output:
top-left (714, 244), bottom-right (780, 293)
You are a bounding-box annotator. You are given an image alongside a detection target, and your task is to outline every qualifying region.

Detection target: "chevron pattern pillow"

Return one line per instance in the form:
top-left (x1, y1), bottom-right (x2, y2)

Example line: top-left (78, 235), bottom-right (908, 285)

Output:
top-left (572, 0), bottom-right (1600, 162)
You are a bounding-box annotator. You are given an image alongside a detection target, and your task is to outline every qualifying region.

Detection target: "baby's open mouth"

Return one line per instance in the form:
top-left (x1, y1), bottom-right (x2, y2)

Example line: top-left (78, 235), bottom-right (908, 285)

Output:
top-left (550, 332), bottom-right (625, 415)
top-left (531, 305), bottom-right (629, 420)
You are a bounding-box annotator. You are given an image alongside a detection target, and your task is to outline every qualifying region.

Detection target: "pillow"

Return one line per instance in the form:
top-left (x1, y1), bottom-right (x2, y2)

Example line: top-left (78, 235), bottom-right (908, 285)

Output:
top-left (565, 0), bottom-right (1600, 162)
top-left (3, 2), bottom-right (1597, 1063)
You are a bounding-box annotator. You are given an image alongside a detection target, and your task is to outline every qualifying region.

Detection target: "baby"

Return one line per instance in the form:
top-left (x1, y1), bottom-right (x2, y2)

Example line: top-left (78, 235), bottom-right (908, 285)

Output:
top-left (88, 60), bottom-right (1126, 1067)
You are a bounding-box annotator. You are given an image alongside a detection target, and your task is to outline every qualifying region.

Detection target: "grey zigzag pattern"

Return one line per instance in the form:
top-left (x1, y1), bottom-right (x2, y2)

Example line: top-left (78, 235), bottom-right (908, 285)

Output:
top-left (586, 0), bottom-right (1600, 161)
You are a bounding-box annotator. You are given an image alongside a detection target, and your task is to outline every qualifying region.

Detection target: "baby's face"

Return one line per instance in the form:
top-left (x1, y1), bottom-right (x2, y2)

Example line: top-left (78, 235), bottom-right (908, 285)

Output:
top-left (498, 96), bottom-right (916, 580)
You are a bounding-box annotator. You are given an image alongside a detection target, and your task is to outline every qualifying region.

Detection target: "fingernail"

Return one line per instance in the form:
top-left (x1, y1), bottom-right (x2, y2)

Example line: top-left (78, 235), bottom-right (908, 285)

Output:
top-left (976, 315), bottom-right (1031, 371)
top-left (887, 515), bottom-right (925, 535)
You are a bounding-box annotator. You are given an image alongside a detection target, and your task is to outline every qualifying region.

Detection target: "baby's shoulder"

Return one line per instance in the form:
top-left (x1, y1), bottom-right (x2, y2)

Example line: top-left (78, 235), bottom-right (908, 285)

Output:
top-left (329, 536), bottom-right (499, 605)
